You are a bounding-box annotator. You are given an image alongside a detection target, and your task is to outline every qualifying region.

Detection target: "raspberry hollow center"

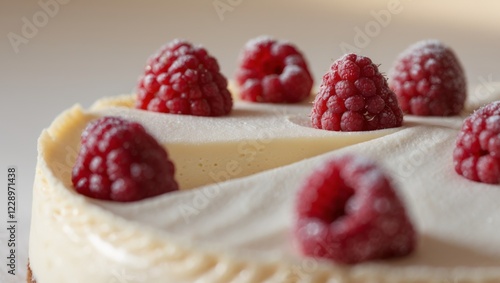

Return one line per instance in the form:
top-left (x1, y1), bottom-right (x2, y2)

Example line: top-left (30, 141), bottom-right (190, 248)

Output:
top-left (263, 60), bottom-right (284, 75)
top-left (324, 184), bottom-right (355, 223)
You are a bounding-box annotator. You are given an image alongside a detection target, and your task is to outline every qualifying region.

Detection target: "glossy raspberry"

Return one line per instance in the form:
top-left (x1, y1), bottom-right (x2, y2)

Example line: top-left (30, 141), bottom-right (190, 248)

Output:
top-left (72, 117), bottom-right (178, 202)
top-left (454, 101), bottom-right (500, 184)
top-left (294, 155), bottom-right (416, 264)
top-left (136, 39), bottom-right (232, 116)
top-left (235, 36), bottom-right (313, 103)
top-left (311, 54), bottom-right (403, 132)
top-left (389, 40), bottom-right (466, 116)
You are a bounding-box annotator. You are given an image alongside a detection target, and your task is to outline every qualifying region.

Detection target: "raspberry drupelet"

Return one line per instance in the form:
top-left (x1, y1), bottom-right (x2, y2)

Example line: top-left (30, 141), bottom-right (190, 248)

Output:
top-left (454, 101), bottom-right (500, 184)
top-left (235, 36), bottom-right (313, 103)
top-left (311, 53), bottom-right (403, 131)
top-left (72, 116), bottom-right (178, 202)
top-left (389, 40), bottom-right (466, 116)
top-left (294, 155), bottom-right (416, 264)
top-left (136, 39), bottom-right (233, 116)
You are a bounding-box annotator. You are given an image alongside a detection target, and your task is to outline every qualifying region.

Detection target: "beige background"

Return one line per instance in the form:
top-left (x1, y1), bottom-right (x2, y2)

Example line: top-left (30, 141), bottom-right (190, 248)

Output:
top-left (1, 1), bottom-right (500, 281)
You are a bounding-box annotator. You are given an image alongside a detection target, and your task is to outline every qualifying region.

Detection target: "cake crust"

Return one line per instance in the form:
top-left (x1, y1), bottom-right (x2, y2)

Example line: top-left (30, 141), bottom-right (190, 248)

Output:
top-left (27, 261), bottom-right (36, 283)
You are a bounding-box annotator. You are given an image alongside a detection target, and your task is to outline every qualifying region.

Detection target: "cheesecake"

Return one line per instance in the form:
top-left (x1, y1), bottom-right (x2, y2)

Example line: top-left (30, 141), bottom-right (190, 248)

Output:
top-left (28, 90), bottom-right (500, 282)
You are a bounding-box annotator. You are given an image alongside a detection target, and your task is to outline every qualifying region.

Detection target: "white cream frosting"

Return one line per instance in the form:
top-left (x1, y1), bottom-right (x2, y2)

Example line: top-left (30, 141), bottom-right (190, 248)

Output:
top-left (29, 93), bottom-right (500, 283)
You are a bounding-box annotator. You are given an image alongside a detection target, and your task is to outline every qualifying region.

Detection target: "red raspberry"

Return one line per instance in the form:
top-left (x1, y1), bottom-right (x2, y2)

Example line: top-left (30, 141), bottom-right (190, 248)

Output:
top-left (136, 39), bottom-right (232, 116)
top-left (72, 117), bottom-right (178, 202)
top-left (389, 40), bottom-right (466, 116)
top-left (311, 54), bottom-right (403, 131)
top-left (294, 155), bottom-right (416, 264)
top-left (454, 101), bottom-right (500, 184)
top-left (235, 36), bottom-right (313, 103)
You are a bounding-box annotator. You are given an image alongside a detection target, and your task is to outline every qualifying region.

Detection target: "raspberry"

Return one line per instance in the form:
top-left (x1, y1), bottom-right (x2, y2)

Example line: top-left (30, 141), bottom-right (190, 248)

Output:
top-left (294, 155), bottom-right (416, 264)
top-left (454, 101), bottom-right (500, 184)
top-left (136, 39), bottom-right (232, 116)
top-left (72, 117), bottom-right (178, 202)
top-left (235, 36), bottom-right (313, 103)
top-left (311, 53), bottom-right (403, 132)
top-left (389, 40), bottom-right (466, 116)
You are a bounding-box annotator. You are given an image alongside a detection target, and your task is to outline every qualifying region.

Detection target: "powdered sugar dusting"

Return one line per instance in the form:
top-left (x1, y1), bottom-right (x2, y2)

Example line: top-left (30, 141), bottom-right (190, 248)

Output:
top-left (294, 154), bottom-right (416, 264)
top-left (236, 36), bottom-right (313, 103)
top-left (454, 101), bottom-right (500, 183)
top-left (389, 39), bottom-right (466, 116)
top-left (244, 35), bottom-right (273, 53)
